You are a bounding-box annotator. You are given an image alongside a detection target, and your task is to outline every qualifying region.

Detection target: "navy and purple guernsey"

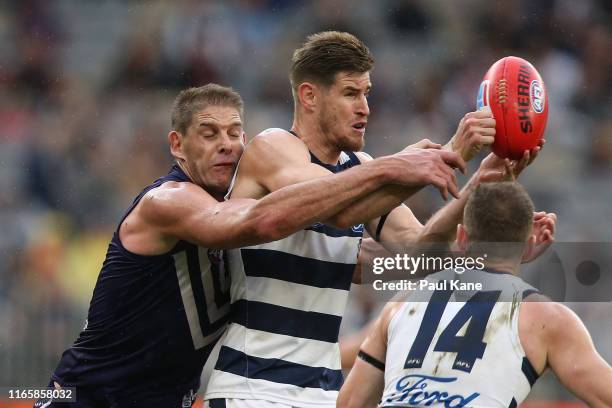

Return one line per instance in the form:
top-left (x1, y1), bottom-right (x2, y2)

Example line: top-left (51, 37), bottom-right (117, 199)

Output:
top-left (52, 165), bottom-right (230, 392)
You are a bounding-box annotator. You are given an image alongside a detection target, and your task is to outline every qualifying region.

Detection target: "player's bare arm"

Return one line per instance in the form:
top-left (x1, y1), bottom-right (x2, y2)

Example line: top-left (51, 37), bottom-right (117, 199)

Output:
top-left (230, 128), bottom-right (465, 229)
top-left (365, 143), bottom-right (547, 257)
top-left (120, 154), bottom-right (399, 253)
top-left (337, 299), bottom-right (404, 408)
top-left (520, 299), bottom-right (612, 407)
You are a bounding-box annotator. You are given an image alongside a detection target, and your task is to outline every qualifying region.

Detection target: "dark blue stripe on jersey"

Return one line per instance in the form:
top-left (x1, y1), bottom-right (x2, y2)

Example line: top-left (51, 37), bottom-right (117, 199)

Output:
top-left (231, 299), bottom-right (342, 343)
top-left (186, 248), bottom-right (227, 334)
top-left (215, 346), bottom-right (343, 391)
top-left (241, 249), bottom-right (354, 291)
top-left (209, 399), bottom-right (226, 408)
top-left (305, 222), bottom-right (364, 238)
top-left (521, 357), bottom-right (539, 387)
top-left (508, 398), bottom-right (518, 408)
top-left (186, 246), bottom-right (212, 335)
top-left (522, 288), bottom-right (541, 300)
top-left (380, 406), bottom-right (422, 408)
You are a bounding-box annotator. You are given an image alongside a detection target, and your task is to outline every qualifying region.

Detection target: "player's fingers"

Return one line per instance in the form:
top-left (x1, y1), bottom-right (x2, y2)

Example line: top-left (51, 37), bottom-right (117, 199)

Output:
top-left (438, 165), bottom-right (459, 199)
top-left (447, 176), bottom-right (460, 199)
top-left (503, 158), bottom-right (514, 180)
top-left (479, 170), bottom-right (505, 182)
top-left (469, 106), bottom-right (493, 119)
top-left (475, 134), bottom-right (495, 146)
top-left (438, 150), bottom-right (466, 174)
top-left (515, 150), bottom-right (530, 174)
top-left (420, 141), bottom-right (442, 149)
top-left (476, 117), bottom-right (496, 128)
top-left (528, 146), bottom-right (540, 165)
top-left (431, 175), bottom-right (449, 201)
top-left (543, 217), bottom-right (556, 231)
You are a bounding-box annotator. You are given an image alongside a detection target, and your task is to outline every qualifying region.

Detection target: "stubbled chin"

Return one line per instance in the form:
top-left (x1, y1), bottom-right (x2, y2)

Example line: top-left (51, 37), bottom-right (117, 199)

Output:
top-left (344, 135), bottom-right (365, 152)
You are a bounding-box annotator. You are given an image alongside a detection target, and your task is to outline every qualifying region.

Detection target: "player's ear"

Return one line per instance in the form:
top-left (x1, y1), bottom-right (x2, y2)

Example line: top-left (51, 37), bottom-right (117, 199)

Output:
top-left (297, 82), bottom-right (317, 111)
top-left (522, 234), bottom-right (537, 261)
top-left (456, 224), bottom-right (468, 252)
top-left (241, 131), bottom-right (247, 146)
top-left (169, 130), bottom-right (187, 161)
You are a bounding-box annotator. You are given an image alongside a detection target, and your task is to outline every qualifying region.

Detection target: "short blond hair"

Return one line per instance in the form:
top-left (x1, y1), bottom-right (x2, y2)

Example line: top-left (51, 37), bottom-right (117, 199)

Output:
top-left (171, 84), bottom-right (244, 135)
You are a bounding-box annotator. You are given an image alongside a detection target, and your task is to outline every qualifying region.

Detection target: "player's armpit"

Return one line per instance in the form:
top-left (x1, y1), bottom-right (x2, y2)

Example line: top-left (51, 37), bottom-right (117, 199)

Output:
top-left (543, 303), bottom-right (612, 407)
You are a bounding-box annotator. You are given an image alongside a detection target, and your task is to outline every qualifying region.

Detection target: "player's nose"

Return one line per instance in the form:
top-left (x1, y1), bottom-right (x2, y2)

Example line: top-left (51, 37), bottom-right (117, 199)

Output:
top-left (218, 133), bottom-right (233, 154)
top-left (356, 95), bottom-right (370, 116)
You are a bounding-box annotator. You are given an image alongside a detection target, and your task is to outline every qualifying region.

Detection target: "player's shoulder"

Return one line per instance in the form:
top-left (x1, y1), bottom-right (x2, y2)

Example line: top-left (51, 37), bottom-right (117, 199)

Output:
top-left (138, 181), bottom-right (216, 224)
top-left (354, 151), bottom-right (374, 163)
top-left (244, 128), bottom-right (311, 164)
top-left (520, 297), bottom-right (581, 339)
top-left (250, 128), bottom-right (307, 150)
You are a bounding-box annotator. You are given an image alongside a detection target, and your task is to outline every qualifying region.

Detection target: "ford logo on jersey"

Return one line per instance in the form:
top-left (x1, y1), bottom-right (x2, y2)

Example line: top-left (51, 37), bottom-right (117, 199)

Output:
top-left (385, 374), bottom-right (480, 407)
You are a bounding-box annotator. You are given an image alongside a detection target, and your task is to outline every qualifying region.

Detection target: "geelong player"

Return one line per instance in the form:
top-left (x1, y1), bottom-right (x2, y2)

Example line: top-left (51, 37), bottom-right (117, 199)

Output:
top-left (337, 182), bottom-right (612, 408)
top-left (38, 84), bottom-right (463, 408)
top-left (204, 32), bottom-right (546, 407)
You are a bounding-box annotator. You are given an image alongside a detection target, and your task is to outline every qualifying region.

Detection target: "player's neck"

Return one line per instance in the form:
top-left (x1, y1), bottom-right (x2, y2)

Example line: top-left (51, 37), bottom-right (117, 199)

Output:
top-left (291, 116), bottom-right (342, 165)
top-left (481, 259), bottom-right (521, 276)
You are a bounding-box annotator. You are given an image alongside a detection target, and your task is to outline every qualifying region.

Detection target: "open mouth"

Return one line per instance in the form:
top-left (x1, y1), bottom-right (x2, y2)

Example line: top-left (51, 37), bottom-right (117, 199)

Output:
top-left (352, 122), bottom-right (367, 131)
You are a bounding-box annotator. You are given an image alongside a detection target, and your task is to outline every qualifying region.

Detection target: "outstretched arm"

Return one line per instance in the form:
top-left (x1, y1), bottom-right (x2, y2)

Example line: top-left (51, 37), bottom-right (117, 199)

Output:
top-left (230, 129), bottom-right (464, 230)
top-left (130, 156), bottom-right (397, 251)
top-left (338, 107), bottom-right (498, 231)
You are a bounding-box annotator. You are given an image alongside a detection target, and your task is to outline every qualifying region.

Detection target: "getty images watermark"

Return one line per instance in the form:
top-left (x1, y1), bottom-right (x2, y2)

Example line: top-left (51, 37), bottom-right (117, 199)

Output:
top-left (371, 254), bottom-right (487, 291)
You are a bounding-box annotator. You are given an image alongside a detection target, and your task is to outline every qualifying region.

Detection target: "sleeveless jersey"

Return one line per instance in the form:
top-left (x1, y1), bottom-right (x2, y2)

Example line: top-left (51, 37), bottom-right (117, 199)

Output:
top-left (53, 165), bottom-right (230, 392)
top-left (380, 269), bottom-right (541, 408)
top-left (205, 150), bottom-right (363, 407)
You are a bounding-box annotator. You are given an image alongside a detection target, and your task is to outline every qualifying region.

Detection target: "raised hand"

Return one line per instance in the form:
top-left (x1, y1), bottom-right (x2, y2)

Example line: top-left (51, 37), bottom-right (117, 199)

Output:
top-left (476, 139), bottom-right (545, 183)
top-left (449, 107), bottom-right (496, 162)
top-left (522, 211), bottom-right (557, 263)
top-left (389, 145), bottom-right (466, 201)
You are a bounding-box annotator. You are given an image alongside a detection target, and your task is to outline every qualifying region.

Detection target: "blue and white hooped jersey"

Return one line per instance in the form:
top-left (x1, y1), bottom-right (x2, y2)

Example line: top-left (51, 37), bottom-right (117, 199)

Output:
top-left (380, 269), bottom-right (541, 408)
top-left (53, 165), bottom-right (230, 391)
top-left (205, 149), bottom-right (363, 407)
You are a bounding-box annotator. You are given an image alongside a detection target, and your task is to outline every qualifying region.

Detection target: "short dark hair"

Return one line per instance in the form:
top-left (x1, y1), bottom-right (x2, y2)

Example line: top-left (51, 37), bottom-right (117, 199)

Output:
top-left (290, 31), bottom-right (374, 92)
top-left (171, 84), bottom-right (244, 135)
top-left (464, 182), bottom-right (534, 245)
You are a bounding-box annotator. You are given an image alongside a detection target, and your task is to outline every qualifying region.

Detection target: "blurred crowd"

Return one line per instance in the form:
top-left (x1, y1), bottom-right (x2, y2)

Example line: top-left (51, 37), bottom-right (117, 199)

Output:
top-left (0, 0), bottom-right (610, 398)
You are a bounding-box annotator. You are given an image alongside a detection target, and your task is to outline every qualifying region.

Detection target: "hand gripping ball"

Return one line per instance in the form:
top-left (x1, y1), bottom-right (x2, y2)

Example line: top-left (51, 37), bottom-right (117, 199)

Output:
top-left (477, 56), bottom-right (549, 159)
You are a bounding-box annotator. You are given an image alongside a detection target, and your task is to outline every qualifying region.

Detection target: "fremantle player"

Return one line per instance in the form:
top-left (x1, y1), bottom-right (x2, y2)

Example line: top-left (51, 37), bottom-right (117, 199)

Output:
top-left (203, 32), bottom-right (546, 408)
top-left (337, 182), bottom-right (612, 408)
top-left (38, 84), bottom-right (460, 408)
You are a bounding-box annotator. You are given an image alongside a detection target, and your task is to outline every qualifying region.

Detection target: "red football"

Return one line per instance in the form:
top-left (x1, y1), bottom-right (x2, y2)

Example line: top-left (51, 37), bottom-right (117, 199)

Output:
top-left (477, 56), bottom-right (548, 159)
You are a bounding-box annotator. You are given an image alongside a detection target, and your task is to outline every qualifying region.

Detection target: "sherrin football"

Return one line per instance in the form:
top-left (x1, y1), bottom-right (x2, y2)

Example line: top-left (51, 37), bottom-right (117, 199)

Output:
top-left (477, 56), bottom-right (548, 159)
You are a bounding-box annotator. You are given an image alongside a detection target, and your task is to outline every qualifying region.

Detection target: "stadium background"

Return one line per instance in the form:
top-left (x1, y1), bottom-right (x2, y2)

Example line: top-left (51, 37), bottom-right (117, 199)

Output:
top-left (0, 0), bottom-right (610, 406)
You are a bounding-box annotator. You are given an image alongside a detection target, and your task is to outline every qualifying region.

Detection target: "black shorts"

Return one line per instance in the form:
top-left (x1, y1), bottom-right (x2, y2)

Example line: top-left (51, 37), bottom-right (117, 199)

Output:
top-left (34, 379), bottom-right (198, 408)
